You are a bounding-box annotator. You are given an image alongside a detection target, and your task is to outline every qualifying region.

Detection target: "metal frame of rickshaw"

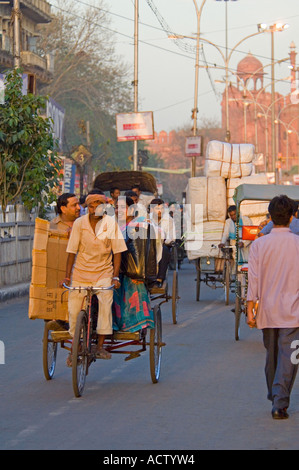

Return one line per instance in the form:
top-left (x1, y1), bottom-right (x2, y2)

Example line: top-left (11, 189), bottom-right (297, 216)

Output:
top-left (233, 183), bottom-right (299, 341)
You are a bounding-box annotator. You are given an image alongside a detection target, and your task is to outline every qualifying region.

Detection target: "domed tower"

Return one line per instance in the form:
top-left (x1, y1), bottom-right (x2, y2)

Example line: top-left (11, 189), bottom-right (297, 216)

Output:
top-left (237, 53), bottom-right (264, 92)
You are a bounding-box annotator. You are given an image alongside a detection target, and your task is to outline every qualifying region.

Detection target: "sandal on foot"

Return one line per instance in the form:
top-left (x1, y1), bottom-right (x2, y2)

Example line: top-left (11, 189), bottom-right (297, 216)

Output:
top-left (96, 348), bottom-right (111, 360)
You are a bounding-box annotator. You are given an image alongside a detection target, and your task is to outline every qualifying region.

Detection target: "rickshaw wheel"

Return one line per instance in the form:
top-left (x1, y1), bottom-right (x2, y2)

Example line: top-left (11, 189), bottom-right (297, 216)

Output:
top-left (43, 322), bottom-right (58, 381)
top-left (235, 285), bottom-right (242, 341)
top-left (150, 305), bottom-right (162, 383)
top-left (72, 310), bottom-right (88, 397)
top-left (172, 270), bottom-right (179, 325)
top-left (224, 259), bottom-right (230, 306)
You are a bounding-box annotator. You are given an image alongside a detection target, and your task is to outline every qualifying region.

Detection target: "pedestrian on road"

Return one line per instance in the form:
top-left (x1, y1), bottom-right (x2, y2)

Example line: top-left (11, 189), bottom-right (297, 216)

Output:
top-left (259, 200), bottom-right (299, 236)
top-left (247, 195), bottom-right (299, 420)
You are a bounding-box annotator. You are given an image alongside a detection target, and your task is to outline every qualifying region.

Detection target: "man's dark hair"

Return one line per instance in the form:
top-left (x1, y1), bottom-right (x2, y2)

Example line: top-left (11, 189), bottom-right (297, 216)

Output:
top-left (131, 184), bottom-right (140, 191)
top-left (124, 190), bottom-right (138, 199)
top-left (123, 196), bottom-right (134, 207)
top-left (150, 198), bottom-right (164, 206)
top-left (57, 193), bottom-right (76, 214)
top-left (110, 187), bottom-right (120, 195)
top-left (291, 199), bottom-right (298, 216)
top-left (268, 195), bottom-right (293, 226)
top-left (87, 189), bottom-right (105, 196)
top-left (228, 205), bottom-right (236, 213)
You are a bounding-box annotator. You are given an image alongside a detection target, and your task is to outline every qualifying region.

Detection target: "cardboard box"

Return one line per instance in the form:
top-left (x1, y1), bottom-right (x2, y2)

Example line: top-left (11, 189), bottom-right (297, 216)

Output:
top-left (29, 218), bottom-right (69, 321)
top-left (28, 285), bottom-right (69, 321)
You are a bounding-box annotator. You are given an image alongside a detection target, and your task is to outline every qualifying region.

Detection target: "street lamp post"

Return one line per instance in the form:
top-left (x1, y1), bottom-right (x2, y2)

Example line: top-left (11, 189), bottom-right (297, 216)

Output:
top-left (133, 0), bottom-right (139, 171)
top-left (13, 0), bottom-right (21, 68)
top-left (191, 0), bottom-right (207, 178)
top-left (215, 0), bottom-right (239, 141)
top-left (258, 22), bottom-right (289, 181)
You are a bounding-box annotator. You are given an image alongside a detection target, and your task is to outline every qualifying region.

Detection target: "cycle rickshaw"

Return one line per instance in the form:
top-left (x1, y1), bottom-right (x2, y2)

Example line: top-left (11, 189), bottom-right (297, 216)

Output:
top-left (233, 183), bottom-right (299, 341)
top-left (32, 171), bottom-right (180, 397)
top-left (194, 245), bottom-right (234, 305)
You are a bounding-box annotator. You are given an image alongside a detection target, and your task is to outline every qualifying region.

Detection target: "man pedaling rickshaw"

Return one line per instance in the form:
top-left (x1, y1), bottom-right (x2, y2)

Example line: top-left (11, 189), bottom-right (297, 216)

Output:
top-left (60, 190), bottom-right (127, 364)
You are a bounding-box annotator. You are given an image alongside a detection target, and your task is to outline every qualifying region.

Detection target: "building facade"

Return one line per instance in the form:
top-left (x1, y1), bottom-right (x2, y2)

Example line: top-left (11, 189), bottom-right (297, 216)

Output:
top-left (223, 44), bottom-right (299, 172)
top-left (0, 0), bottom-right (53, 87)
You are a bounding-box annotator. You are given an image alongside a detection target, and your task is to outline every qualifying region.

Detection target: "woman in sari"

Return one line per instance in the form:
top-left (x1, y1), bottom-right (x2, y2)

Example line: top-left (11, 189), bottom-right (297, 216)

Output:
top-left (112, 196), bottom-right (155, 333)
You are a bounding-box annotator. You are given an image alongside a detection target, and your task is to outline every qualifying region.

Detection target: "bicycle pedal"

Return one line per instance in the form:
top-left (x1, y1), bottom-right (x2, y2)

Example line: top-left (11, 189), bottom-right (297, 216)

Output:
top-left (125, 352), bottom-right (141, 361)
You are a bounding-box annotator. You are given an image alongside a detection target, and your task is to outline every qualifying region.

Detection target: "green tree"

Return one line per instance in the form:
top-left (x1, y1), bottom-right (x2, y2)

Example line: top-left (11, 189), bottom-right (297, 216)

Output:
top-left (0, 69), bottom-right (61, 220)
top-left (37, 0), bottom-right (133, 173)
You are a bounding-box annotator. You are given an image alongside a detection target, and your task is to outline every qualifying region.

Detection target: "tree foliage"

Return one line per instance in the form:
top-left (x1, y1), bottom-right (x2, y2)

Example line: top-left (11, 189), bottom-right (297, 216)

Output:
top-left (37, 0), bottom-right (134, 171)
top-left (0, 69), bottom-right (61, 218)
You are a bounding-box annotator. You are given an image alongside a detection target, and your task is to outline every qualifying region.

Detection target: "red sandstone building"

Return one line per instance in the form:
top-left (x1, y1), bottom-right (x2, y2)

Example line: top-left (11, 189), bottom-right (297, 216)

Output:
top-left (224, 43), bottom-right (299, 172)
top-left (147, 43), bottom-right (299, 175)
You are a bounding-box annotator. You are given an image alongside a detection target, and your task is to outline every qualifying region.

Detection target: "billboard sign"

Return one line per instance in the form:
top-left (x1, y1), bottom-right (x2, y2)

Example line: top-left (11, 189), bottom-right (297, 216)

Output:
top-left (185, 136), bottom-right (203, 157)
top-left (116, 112), bottom-right (154, 142)
top-left (63, 159), bottom-right (76, 193)
top-left (47, 97), bottom-right (65, 151)
top-left (293, 174), bottom-right (299, 185)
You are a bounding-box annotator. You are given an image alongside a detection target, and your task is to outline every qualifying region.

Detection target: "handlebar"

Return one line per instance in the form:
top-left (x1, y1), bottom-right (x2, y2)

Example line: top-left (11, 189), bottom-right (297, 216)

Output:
top-left (211, 244), bottom-right (235, 251)
top-left (62, 283), bottom-right (115, 292)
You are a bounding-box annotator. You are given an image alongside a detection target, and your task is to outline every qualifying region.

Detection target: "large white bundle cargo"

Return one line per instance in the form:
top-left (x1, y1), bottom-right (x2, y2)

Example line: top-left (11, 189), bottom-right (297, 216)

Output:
top-left (186, 176), bottom-right (227, 224)
top-left (205, 140), bottom-right (255, 178)
top-left (226, 173), bottom-right (269, 217)
top-left (186, 221), bottom-right (225, 260)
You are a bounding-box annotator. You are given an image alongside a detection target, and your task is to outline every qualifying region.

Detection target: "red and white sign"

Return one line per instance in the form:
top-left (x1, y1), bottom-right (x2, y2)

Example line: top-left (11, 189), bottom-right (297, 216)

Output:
top-left (116, 112), bottom-right (154, 142)
top-left (185, 136), bottom-right (202, 157)
top-left (293, 174), bottom-right (299, 185)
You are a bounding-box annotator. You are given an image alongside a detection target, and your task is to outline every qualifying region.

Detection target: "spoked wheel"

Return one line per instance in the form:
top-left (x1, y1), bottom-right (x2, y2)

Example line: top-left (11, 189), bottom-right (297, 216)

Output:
top-left (150, 305), bottom-right (162, 383)
top-left (224, 260), bottom-right (230, 306)
top-left (43, 322), bottom-right (58, 380)
top-left (196, 261), bottom-right (201, 301)
top-left (235, 283), bottom-right (242, 341)
top-left (172, 270), bottom-right (179, 325)
top-left (72, 310), bottom-right (88, 397)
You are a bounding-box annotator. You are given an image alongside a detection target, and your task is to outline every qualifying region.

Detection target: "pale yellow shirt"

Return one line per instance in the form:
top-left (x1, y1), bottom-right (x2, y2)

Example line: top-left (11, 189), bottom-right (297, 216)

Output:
top-left (66, 214), bottom-right (127, 284)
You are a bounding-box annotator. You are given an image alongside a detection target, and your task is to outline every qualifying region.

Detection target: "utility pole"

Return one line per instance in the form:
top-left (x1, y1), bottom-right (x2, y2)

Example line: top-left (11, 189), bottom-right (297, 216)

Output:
top-left (191, 0), bottom-right (207, 177)
top-left (133, 0), bottom-right (139, 171)
top-left (13, 0), bottom-right (21, 68)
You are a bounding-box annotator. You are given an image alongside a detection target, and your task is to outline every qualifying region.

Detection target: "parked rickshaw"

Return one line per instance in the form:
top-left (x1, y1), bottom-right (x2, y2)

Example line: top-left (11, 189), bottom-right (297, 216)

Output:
top-left (233, 183), bottom-right (299, 341)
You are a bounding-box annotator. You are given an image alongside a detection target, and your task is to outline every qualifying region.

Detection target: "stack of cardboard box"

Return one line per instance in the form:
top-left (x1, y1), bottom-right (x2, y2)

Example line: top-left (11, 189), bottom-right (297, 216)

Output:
top-left (28, 218), bottom-right (69, 321)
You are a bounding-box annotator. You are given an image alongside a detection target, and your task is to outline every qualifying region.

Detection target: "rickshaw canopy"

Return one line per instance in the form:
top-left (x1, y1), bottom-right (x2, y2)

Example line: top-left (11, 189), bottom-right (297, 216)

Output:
top-left (93, 171), bottom-right (158, 194)
top-left (233, 184), bottom-right (299, 210)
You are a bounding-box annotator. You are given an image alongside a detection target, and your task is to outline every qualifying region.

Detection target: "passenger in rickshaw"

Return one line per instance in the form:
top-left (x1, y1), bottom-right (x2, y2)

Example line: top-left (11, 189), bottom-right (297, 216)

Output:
top-left (50, 192), bottom-right (81, 234)
top-left (49, 193), bottom-right (81, 332)
top-left (124, 190), bottom-right (148, 219)
top-left (110, 187), bottom-right (121, 207)
top-left (149, 198), bottom-right (176, 288)
top-left (112, 196), bottom-right (155, 333)
top-left (219, 205), bottom-right (252, 263)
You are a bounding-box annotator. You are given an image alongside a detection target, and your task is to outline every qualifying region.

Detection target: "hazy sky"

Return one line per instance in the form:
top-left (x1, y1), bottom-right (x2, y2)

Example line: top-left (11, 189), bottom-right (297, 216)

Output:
top-left (52, 0), bottom-right (299, 133)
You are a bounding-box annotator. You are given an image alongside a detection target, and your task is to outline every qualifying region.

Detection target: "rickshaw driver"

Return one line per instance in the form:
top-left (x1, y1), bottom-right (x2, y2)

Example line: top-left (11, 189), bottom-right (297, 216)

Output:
top-left (219, 205), bottom-right (252, 263)
top-left (61, 191), bottom-right (127, 361)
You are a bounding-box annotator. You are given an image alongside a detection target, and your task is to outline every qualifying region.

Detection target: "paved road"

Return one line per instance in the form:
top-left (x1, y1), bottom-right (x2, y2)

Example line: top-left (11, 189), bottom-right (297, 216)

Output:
top-left (1, 261), bottom-right (299, 451)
